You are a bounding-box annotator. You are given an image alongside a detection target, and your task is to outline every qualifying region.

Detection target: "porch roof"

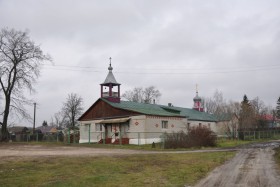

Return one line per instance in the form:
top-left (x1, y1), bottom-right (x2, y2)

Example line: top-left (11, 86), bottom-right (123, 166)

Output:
top-left (99, 117), bottom-right (130, 124)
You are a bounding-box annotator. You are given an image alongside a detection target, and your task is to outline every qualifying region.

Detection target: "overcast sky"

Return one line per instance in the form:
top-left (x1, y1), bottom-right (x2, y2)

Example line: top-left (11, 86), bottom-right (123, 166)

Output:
top-left (1, 0), bottom-right (280, 127)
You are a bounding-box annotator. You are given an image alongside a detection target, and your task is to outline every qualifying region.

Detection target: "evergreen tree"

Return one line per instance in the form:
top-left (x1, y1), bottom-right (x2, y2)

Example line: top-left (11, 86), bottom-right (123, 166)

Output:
top-left (276, 97), bottom-right (280, 118)
top-left (239, 94), bottom-right (255, 130)
top-left (241, 95), bottom-right (250, 106)
top-left (42, 120), bottom-right (48, 127)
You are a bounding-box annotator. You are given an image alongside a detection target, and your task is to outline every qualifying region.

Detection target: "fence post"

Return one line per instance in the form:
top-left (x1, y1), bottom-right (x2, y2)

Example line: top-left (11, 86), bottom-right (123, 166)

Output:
top-left (119, 131), bottom-right (122, 145)
top-left (88, 124), bottom-right (91, 144)
top-left (68, 128), bottom-right (70, 144)
top-left (266, 130), bottom-right (268, 139)
top-left (103, 132), bottom-right (105, 144)
top-left (138, 132), bottom-right (140, 146)
top-left (162, 133), bottom-right (165, 149)
top-left (237, 131), bottom-right (239, 141)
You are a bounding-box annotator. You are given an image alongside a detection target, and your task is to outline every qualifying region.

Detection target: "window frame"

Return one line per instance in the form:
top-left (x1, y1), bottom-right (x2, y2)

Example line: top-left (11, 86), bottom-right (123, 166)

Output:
top-left (161, 120), bottom-right (168, 129)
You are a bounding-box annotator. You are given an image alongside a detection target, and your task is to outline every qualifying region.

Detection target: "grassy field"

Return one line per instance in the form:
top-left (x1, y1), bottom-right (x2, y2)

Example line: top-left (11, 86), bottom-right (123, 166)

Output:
top-left (0, 151), bottom-right (235, 187)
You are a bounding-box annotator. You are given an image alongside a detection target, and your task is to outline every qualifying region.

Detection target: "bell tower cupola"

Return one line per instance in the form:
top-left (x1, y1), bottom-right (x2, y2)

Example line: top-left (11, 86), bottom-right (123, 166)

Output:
top-left (193, 84), bottom-right (204, 112)
top-left (100, 57), bottom-right (121, 103)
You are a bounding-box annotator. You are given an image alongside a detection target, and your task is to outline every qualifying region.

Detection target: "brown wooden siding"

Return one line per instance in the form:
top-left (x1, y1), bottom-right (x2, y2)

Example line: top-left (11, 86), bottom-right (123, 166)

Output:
top-left (79, 99), bottom-right (141, 121)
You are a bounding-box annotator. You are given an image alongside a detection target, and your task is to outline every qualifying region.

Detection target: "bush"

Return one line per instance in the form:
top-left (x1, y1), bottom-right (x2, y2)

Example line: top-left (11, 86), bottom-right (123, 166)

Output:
top-left (164, 131), bottom-right (189, 149)
top-left (188, 126), bottom-right (217, 147)
top-left (164, 126), bottom-right (217, 149)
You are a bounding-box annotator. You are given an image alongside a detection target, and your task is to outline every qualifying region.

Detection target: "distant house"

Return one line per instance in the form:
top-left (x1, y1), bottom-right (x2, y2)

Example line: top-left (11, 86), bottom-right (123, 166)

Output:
top-left (216, 113), bottom-right (239, 138)
top-left (259, 114), bottom-right (280, 128)
top-left (8, 126), bottom-right (29, 141)
top-left (36, 126), bottom-right (58, 134)
top-left (8, 126), bottom-right (29, 135)
top-left (78, 63), bottom-right (220, 145)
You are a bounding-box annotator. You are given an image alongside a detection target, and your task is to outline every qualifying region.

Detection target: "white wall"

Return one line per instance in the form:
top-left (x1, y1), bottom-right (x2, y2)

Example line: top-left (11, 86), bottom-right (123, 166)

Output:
top-left (187, 120), bottom-right (217, 133)
top-left (81, 116), bottom-right (224, 145)
top-left (127, 115), bottom-right (188, 145)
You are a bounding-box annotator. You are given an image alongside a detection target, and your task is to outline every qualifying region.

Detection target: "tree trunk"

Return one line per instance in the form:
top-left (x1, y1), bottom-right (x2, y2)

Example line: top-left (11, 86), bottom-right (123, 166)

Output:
top-left (1, 96), bottom-right (11, 141)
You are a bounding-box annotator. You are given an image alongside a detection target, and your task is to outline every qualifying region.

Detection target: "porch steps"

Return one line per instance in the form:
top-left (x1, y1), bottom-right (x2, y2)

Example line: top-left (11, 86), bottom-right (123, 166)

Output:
top-left (98, 138), bottom-right (129, 144)
top-left (113, 138), bottom-right (129, 145)
top-left (98, 138), bottom-right (112, 144)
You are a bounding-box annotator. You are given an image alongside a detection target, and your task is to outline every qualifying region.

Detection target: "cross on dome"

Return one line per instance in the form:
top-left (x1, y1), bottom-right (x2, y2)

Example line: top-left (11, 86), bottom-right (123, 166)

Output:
top-left (108, 57), bottom-right (113, 71)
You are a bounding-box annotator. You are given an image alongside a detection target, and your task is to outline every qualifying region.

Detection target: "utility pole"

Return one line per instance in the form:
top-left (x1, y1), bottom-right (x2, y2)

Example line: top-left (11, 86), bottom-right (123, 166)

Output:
top-left (33, 102), bottom-right (36, 133)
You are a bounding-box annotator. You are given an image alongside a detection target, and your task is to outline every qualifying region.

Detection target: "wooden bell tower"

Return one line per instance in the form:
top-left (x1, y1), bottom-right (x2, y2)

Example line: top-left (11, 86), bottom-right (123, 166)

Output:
top-left (100, 58), bottom-right (121, 103)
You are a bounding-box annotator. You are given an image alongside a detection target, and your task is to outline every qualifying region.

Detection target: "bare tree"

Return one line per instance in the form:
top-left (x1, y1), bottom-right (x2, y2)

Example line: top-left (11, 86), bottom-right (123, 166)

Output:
top-left (251, 97), bottom-right (266, 115)
top-left (62, 93), bottom-right (83, 128)
top-left (122, 86), bottom-right (161, 104)
top-left (122, 87), bottom-right (144, 103)
top-left (204, 90), bottom-right (227, 114)
top-left (143, 86), bottom-right (161, 104)
top-left (0, 28), bottom-right (51, 141)
top-left (53, 111), bottom-right (67, 128)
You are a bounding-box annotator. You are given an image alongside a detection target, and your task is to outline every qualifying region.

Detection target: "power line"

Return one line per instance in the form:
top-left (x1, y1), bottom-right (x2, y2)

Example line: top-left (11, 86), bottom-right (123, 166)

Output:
top-left (42, 64), bottom-right (280, 75)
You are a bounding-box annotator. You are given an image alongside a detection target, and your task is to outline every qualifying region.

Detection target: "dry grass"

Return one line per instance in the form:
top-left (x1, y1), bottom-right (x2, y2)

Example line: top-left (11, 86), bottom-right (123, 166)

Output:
top-left (0, 152), bottom-right (235, 187)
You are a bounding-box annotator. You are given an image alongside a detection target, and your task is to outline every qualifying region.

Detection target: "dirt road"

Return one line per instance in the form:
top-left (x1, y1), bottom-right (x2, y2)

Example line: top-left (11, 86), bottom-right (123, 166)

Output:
top-left (195, 141), bottom-right (280, 187)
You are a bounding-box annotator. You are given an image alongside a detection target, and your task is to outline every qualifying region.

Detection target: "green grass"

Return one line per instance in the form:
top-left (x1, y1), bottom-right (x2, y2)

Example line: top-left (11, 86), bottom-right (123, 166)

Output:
top-left (216, 138), bottom-right (280, 148)
top-left (0, 152), bottom-right (235, 187)
top-left (216, 139), bottom-right (254, 148)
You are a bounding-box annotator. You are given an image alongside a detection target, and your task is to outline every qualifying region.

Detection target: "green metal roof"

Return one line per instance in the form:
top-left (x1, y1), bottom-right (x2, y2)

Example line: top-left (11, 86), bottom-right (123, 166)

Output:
top-left (215, 113), bottom-right (234, 121)
top-left (101, 98), bottom-right (184, 117)
top-left (164, 106), bottom-right (218, 122)
top-left (101, 98), bottom-right (218, 121)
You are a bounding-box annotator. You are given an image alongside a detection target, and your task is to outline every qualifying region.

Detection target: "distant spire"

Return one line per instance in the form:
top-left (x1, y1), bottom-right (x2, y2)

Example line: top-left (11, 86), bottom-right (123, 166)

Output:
top-left (193, 84), bottom-right (203, 112)
top-left (108, 57), bottom-right (113, 71)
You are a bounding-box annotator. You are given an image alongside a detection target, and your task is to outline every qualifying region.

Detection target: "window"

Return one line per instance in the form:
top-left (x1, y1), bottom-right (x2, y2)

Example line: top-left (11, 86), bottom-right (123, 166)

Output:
top-left (162, 121), bottom-right (168, 129)
top-left (95, 123), bottom-right (102, 131)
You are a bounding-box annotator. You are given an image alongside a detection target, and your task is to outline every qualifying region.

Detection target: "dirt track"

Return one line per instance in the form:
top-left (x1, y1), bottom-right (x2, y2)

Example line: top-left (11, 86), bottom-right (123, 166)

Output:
top-left (195, 141), bottom-right (280, 187)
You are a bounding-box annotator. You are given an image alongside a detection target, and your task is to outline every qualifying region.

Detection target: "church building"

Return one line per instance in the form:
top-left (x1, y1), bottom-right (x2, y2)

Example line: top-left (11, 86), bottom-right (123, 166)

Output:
top-left (79, 60), bottom-right (218, 144)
